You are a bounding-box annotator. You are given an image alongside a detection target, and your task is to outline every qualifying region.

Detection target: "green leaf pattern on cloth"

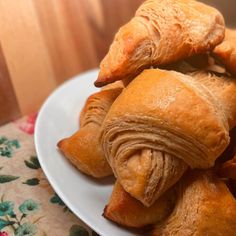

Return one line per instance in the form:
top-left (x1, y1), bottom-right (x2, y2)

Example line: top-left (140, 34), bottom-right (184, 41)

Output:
top-left (24, 156), bottom-right (41, 170)
top-left (50, 193), bottom-right (70, 212)
top-left (0, 197), bottom-right (40, 235)
top-left (69, 225), bottom-right (90, 236)
top-left (0, 201), bottom-right (14, 216)
top-left (19, 200), bottom-right (40, 215)
top-left (0, 137), bottom-right (20, 158)
top-left (0, 116), bottom-right (97, 235)
top-left (22, 178), bottom-right (40, 186)
top-left (15, 222), bottom-right (37, 236)
top-left (0, 218), bottom-right (15, 231)
top-left (0, 175), bottom-right (19, 184)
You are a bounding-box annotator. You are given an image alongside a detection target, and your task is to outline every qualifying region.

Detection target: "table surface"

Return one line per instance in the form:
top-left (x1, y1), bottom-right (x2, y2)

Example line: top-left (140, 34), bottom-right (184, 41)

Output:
top-left (0, 114), bottom-right (98, 236)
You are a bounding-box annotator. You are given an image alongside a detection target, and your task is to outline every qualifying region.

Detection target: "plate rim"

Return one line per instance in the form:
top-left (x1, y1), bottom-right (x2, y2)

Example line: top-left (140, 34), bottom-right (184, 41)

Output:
top-left (34, 69), bottom-right (113, 236)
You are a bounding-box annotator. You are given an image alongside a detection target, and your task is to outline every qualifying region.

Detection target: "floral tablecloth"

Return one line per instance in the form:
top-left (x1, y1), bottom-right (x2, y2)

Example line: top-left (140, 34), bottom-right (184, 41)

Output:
top-left (0, 114), bottom-right (98, 236)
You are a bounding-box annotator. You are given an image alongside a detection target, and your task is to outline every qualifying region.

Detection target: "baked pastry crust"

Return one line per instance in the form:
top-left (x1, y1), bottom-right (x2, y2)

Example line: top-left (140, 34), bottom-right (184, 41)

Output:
top-left (214, 28), bottom-right (236, 75)
top-left (152, 170), bottom-right (236, 236)
top-left (103, 181), bottom-right (175, 228)
top-left (101, 69), bottom-right (236, 206)
top-left (58, 87), bottom-right (122, 178)
top-left (95, 0), bottom-right (225, 87)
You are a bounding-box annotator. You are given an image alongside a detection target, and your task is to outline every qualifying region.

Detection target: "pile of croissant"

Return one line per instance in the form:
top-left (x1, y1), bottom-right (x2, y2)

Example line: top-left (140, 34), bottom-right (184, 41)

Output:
top-left (58, 0), bottom-right (236, 235)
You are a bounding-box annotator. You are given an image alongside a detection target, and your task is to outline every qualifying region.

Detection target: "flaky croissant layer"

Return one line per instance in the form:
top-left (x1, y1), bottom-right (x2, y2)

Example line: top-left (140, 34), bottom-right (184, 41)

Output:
top-left (103, 181), bottom-right (176, 228)
top-left (58, 87), bottom-right (123, 178)
top-left (100, 69), bottom-right (236, 206)
top-left (95, 0), bottom-right (225, 86)
top-left (152, 170), bottom-right (236, 236)
top-left (213, 28), bottom-right (236, 75)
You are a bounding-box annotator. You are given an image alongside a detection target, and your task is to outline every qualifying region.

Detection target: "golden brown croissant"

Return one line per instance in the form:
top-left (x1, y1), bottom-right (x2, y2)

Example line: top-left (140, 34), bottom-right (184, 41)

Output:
top-left (103, 181), bottom-right (175, 228)
top-left (166, 54), bottom-right (227, 75)
top-left (214, 28), bottom-right (236, 75)
top-left (100, 69), bottom-right (236, 206)
top-left (94, 0), bottom-right (225, 87)
top-left (58, 87), bottom-right (123, 178)
top-left (151, 170), bottom-right (236, 236)
top-left (100, 80), bottom-right (125, 91)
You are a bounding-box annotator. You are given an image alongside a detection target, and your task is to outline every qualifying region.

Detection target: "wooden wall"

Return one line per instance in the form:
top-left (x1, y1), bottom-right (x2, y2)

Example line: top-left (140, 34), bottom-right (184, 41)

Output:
top-left (0, 0), bottom-right (143, 125)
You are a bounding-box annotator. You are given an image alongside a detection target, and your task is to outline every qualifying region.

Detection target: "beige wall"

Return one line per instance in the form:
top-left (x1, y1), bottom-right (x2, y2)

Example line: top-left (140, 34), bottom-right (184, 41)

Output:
top-left (0, 0), bottom-right (143, 125)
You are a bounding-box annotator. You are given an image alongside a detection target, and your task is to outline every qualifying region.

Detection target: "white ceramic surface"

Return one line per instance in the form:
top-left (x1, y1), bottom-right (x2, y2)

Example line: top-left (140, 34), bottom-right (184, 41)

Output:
top-left (35, 69), bottom-right (139, 236)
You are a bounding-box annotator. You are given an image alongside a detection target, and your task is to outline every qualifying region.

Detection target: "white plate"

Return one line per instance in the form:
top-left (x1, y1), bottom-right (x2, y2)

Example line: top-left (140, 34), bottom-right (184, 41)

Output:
top-left (35, 69), bottom-right (138, 236)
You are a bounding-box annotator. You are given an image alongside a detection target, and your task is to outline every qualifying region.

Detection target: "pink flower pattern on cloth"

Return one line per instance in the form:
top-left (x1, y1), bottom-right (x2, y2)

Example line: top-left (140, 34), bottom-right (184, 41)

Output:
top-left (0, 232), bottom-right (8, 236)
top-left (15, 113), bottom-right (38, 135)
top-left (1, 115), bottom-right (98, 235)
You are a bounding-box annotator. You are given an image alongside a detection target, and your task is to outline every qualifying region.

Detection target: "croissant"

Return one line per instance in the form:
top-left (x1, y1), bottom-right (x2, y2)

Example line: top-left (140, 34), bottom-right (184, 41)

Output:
top-left (94, 0), bottom-right (225, 87)
top-left (151, 170), bottom-right (236, 236)
top-left (58, 87), bottom-right (123, 178)
top-left (213, 28), bottom-right (236, 75)
top-left (101, 80), bottom-right (125, 91)
top-left (166, 54), bottom-right (227, 75)
top-left (100, 69), bottom-right (236, 206)
top-left (103, 181), bottom-right (175, 228)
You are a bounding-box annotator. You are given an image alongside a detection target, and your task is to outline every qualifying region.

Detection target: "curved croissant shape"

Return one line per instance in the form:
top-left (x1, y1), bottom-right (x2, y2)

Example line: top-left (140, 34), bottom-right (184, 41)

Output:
top-left (103, 181), bottom-right (175, 228)
top-left (214, 28), bottom-right (236, 75)
top-left (58, 87), bottom-right (123, 178)
top-left (152, 170), bottom-right (236, 236)
top-left (94, 0), bottom-right (225, 87)
top-left (188, 71), bottom-right (236, 129)
top-left (100, 69), bottom-right (236, 206)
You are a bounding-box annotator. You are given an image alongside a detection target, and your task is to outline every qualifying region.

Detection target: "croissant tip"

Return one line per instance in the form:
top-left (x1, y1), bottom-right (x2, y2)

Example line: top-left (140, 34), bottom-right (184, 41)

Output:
top-left (95, 72), bottom-right (121, 87)
top-left (102, 205), bottom-right (109, 218)
top-left (95, 77), bottom-right (123, 88)
top-left (94, 79), bottom-right (105, 88)
top-left (57, 139), bottom-right (64, 149)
